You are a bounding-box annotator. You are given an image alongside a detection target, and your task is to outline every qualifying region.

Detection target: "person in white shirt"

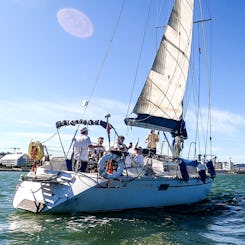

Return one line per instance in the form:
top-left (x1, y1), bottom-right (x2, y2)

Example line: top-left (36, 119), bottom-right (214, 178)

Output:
top-left (72, 127), bottom-right (103, 172)
top-left (132, 147), bottom-right (144, 168)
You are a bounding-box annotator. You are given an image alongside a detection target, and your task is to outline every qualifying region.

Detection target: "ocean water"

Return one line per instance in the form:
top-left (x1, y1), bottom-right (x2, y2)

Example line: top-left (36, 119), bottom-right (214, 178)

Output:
top-left (0, 172), bottom-right (244, 245)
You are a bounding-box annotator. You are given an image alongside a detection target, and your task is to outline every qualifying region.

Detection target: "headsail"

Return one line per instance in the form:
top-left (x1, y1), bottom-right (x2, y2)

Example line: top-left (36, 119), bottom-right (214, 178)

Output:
top-left (125, 0), bottom-right (194, 135)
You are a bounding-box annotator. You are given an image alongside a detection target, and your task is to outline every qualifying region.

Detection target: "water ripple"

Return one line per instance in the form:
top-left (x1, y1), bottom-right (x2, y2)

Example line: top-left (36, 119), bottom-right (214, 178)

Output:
top-left (0, 172), bottom-right (244, 244)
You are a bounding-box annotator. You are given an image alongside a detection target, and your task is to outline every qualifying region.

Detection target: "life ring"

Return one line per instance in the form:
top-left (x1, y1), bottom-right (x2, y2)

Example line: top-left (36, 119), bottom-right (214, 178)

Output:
top-left (28, 141), bottom-right (44, 161)
top-left (98, 153), bottom-right (124, 179)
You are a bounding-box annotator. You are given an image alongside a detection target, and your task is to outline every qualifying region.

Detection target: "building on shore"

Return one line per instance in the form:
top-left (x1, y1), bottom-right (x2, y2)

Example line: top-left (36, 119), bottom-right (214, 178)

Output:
top-left (0, 153), bottom-right (29, 167)
top-left (215, 161), bottom-right (233, 171)
top-left (214, 160), bottom-right (245, 174)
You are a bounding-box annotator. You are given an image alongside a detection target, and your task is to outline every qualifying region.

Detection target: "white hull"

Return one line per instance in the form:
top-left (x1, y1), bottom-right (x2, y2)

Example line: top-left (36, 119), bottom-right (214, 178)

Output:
top-left (13, 167), bottom-right (213, 214)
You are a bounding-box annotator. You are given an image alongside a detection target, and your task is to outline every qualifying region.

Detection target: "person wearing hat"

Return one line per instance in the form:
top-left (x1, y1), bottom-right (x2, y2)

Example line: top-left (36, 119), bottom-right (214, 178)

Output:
top-left (132, 146), bottom-right (144, 168)
top-left (72, 127), bottom-right (103, 172)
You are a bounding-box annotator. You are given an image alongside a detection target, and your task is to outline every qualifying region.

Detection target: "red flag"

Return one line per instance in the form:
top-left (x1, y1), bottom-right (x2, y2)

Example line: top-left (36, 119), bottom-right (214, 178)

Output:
top-left (106, 122), bottom-right (111, 146)
top-left (106, 123), bottom-right (110, 134)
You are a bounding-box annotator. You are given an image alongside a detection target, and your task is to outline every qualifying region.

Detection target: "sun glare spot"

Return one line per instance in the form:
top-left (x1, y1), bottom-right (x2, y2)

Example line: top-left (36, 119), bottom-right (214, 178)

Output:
top-left (57, 8), bottom-right (94, 38)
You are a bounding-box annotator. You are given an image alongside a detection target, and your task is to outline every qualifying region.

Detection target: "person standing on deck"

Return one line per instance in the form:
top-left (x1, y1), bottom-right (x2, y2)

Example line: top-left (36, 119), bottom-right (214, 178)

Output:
top-left (72, 127), bottom-right (103, 172)
top-left (145, 130), bottom-right (159, 154)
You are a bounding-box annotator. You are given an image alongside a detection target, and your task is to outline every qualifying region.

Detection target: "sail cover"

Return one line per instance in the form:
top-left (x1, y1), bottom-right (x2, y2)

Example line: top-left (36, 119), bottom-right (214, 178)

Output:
top-left (125, 0), bottom-right (194, 134)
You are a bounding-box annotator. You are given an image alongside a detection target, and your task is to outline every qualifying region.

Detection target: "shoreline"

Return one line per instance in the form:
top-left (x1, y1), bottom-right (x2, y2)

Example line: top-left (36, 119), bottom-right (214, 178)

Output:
top-left (0, 167), bottom-right (30, 172)
top-left (216, 169), bottom-right (245, 174)
top-left (1, 167), bottom-right (244, 174)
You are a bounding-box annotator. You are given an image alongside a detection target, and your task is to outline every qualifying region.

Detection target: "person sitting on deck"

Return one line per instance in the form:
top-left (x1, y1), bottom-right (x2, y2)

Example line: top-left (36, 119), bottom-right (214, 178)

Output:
top-left (132, 147), bottom-right (144, 168)
top-left (89, 136), bottom-right (106, 161)
top-left (112, 135), bottom-right (132, 152)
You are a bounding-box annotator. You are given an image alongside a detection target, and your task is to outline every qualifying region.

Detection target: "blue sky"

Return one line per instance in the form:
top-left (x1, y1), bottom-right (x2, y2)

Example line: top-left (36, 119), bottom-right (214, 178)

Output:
top-left (0, 0), bottom-right (245, 163)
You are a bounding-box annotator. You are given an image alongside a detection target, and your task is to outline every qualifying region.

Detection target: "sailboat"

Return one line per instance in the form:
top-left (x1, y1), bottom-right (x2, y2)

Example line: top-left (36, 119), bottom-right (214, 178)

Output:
top-left (13, 0), bottom-right (216, 214)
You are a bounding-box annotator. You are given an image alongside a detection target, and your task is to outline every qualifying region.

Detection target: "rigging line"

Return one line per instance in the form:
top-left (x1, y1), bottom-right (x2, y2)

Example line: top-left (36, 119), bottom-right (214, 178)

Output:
top-left (190, 25), bottom-right (206, 155)
top-left (191, 45), bottom-right (207, 157)
top-left (182, 46), bottom-right (199, 120)
top-left (67, 1), bottom-right (125, 156)
top-left (185, 28), bottom-right (208, 157)
top-left (155, 0), bottom-right (167, 52)
top-left (187, 44), bottom-right (203, 157)
top-left (57, 128), bottom-right (67, 159)
top-left (208, 0), bottom-right (213, 156)
top-left (81, 0), bottom-right (126, 117)
top-left (199, 0), bottom-right (212, 157)
top-left (41, 132), bottom-right (58, 144)
top-left (126, 0), bottom-right (153, 117)
top-left (183, 60), bottom-right (197, 118)
top-left (195, 23), bottom-right (201, 156)
top-left (191, 32), bottom-right (206, 156)
top-left (186, 56), bottom-right (202, 155)
top-left (66, 124), bottom-right (80, 157)
top-left (163, 132), bottom-right (174, 154)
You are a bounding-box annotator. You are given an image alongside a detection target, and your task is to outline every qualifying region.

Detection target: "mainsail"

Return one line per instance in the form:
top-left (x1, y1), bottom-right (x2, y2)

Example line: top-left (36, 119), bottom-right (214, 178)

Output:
top-left (125, 0), bottom-right (194, 135)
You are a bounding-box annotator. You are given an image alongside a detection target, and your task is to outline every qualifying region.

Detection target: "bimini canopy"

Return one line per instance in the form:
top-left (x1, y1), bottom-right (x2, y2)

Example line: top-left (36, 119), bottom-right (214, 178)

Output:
top-left (56, 119), bottom-right (114, 130)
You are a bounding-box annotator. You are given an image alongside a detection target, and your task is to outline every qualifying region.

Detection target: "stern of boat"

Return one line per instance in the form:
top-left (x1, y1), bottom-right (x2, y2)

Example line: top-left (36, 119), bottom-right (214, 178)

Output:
top-left (13, 168), bottom-right (74, 213)
top-left (13, 178), bottom-right (46, 213)
top-left (13, 167), bottom-right (101, 213)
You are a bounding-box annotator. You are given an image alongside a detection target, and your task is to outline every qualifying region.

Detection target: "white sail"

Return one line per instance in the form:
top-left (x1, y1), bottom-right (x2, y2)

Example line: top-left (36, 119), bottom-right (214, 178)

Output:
top-left (125, 0), bottom-right (194, 133)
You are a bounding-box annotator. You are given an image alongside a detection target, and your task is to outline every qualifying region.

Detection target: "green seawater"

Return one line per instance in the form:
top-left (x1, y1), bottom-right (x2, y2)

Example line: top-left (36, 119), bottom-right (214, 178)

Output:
top-left (0, 172), bottom-right (244, 245)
